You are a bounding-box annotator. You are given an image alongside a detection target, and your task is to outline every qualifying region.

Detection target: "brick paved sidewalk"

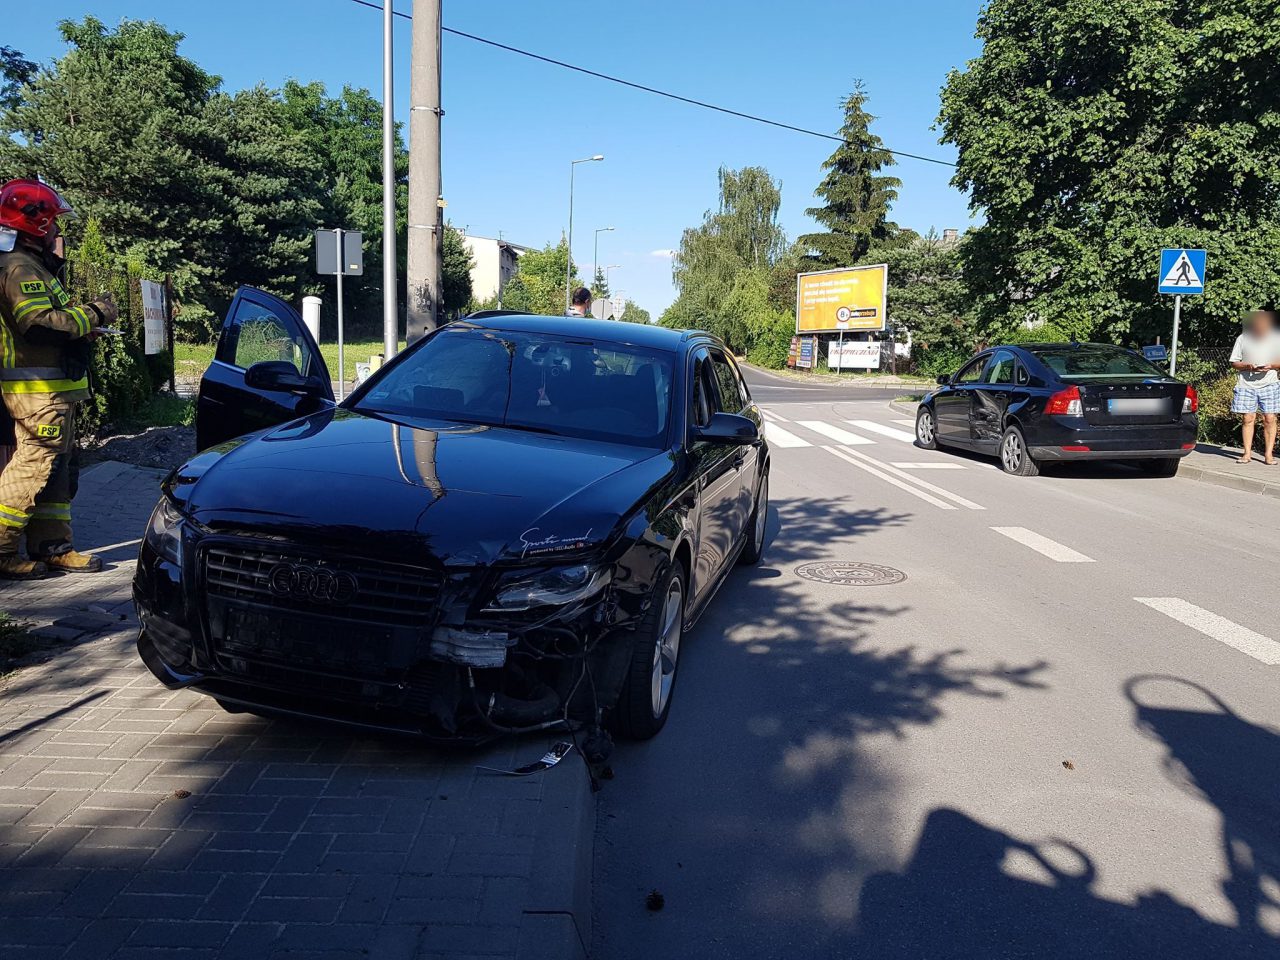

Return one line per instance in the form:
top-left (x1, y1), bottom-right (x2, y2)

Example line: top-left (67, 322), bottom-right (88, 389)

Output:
top-left (0, 462), bottom-right (594, 960)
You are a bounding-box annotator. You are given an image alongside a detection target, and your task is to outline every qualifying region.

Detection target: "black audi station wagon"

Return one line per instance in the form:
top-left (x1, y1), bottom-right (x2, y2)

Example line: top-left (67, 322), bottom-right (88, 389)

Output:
top-left (134, 288), bottom-right (770, 742)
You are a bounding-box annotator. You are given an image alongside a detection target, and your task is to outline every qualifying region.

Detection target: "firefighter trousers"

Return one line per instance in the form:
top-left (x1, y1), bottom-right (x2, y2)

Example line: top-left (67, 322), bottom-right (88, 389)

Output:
top-left (0, 394), bottom-right (79, 557)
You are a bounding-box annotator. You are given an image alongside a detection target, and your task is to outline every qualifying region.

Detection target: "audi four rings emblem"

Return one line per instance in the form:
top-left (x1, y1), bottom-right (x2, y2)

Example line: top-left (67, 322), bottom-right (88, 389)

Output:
top-left (267, 562), bottom-right (358, 605)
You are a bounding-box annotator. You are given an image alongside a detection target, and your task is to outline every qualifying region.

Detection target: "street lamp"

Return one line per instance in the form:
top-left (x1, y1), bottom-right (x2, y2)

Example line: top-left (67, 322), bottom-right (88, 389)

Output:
top-left (566, 155), bottom-right (605, 313)
top-left (593, 226), bottom-right (615, 292)
top-left (605, 264), bottom-right (622, 292)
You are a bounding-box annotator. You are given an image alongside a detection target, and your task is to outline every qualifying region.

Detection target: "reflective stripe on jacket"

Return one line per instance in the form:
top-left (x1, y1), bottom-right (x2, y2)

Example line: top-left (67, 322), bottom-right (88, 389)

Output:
top-left (0, 249), bottom-right (92, 400)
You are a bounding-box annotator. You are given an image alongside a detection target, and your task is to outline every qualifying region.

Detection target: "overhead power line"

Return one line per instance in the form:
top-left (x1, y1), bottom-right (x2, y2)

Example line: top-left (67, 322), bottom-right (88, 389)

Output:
top-left (346, 0), bottom-right (956, 168)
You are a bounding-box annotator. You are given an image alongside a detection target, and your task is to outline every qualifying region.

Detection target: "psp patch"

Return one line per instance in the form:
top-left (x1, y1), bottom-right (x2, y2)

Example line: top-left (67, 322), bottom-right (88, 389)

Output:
top-left (35, 424), bottom-right (61, 440)
top-left (20, 280), bottom-right (46, 294)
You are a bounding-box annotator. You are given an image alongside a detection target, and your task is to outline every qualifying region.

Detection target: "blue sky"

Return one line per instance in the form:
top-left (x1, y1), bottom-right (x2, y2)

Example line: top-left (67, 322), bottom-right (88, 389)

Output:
top-left (21, 1), bottom-right (985, 315)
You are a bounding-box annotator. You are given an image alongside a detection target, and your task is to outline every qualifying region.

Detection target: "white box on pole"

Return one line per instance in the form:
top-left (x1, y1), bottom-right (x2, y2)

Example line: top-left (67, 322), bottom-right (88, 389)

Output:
top-left (302, 296), bottom-right (322, 345)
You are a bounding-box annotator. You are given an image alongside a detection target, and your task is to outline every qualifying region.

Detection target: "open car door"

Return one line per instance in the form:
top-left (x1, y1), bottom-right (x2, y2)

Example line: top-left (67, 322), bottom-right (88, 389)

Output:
top-left (194, 286), bottom-right (334, 451)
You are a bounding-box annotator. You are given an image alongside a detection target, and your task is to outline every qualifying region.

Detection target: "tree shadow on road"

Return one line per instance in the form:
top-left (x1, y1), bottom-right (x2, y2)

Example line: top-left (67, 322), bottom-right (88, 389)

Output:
top-left (594, 494), bottom-right (1050, 958)
top-left (847, 677), bottom-right (1280, 959)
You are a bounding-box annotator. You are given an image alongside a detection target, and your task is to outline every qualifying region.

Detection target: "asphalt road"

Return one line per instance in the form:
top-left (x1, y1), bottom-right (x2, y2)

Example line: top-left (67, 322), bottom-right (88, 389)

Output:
top-left (593, 368), bottom-right (1280, 958)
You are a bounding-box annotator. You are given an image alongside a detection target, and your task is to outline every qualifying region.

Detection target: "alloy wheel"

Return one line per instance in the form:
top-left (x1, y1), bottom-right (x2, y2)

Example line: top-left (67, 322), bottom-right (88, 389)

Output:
top-left (650, 576), bottom-right (684, 719)
top-left (1001, 432), bottom-right (1023, 472)
top-left (917, 411), bottom-right (935, 445)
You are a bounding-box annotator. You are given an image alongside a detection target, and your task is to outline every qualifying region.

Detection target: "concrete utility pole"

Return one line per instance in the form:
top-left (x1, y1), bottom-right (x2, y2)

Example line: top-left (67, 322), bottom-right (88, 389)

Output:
top-left (381, 0), bottom-right (399, 361)
top-left (407, 0), bottom-right (444, 344)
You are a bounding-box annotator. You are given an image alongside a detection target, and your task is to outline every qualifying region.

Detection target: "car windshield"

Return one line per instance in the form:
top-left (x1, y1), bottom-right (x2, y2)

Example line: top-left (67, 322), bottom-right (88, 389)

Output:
top-left (354, 325), bottom-right (674, 447)
top-left (1028, 346), bottom-right (1171, 380)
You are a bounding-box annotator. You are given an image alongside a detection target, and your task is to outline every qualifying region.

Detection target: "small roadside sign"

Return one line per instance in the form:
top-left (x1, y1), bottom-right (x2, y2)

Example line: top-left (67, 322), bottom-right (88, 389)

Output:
top-left (1158, 249), bottom-right (1206, 296)
top-left (1142, 344), bottom-right (1168, 362)
top-left (316, 229), bottom-right (364, 276)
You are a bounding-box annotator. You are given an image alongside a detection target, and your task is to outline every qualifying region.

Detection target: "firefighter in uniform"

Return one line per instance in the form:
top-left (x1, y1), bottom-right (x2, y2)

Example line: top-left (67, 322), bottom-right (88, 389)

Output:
top-left (0, 178), bottom-right (116, 579)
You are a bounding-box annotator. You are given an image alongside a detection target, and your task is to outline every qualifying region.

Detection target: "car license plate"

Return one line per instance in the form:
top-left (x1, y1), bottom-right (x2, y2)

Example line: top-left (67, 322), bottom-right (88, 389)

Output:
top-left (219, 606), bottom-right (392, 671)
top-left (1107, 398), bottom-right (1167, 415)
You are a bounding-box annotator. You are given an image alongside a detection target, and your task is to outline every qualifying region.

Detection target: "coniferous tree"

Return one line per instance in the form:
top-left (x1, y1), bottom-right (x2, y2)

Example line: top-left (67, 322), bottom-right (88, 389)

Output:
top-left (798, 83), bottom-right (901, 269)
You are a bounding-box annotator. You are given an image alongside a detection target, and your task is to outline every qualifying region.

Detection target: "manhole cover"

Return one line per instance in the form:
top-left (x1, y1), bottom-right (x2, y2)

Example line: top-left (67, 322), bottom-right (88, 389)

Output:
top-left (794, 561), bottom-right (906, 586)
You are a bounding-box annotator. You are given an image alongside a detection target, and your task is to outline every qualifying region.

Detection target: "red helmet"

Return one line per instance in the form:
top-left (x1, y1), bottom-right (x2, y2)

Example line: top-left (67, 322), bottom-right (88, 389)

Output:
top-left (0, 179), bottom-right (75, 240)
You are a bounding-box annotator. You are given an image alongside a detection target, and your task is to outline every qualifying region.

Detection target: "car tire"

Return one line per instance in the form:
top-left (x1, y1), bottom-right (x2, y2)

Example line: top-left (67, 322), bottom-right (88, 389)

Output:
top-left (738, 472), bottom-right (769, 566)
top-left (1142, 457), bottom-right (1180, 478)
top-left (614, 563), bottom-right (685, 740)
top-left (915, 407), bottom-right (938, 450)
top-left (999, 426), bottom-right (1040, 477)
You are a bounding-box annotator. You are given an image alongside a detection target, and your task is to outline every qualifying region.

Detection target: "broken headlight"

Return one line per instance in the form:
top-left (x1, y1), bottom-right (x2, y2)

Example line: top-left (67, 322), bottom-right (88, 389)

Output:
top-left (483, 564), bottom-right (611, 613)
top-left (144, 498), bottom-right (186, 566)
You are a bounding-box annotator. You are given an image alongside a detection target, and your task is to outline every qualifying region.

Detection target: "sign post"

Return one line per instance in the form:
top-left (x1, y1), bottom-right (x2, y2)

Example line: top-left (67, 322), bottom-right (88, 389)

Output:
top-left (1157, 248), bottom-right (1206, 376)
top-left (316, 229), bottom-right (364, 399)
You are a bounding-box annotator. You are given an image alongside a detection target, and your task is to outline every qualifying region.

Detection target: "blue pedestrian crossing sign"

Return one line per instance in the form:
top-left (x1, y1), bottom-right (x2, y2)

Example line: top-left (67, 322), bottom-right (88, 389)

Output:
top-left (1158, 249), bottom-right (1206, 295)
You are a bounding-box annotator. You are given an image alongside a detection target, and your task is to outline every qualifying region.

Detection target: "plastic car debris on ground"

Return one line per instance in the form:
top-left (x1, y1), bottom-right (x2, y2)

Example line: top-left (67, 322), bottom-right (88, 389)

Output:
top-left (478, 739), bottom-right (575, 776)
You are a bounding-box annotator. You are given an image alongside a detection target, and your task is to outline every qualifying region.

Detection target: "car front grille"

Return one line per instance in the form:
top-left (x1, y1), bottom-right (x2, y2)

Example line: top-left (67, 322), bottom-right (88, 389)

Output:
top-left (203, 542), bottom-right (443, 629)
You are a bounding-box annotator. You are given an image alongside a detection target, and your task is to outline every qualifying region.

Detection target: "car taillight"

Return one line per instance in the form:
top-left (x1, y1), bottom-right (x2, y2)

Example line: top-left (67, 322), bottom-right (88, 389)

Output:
top-left (1183, 386), bottom-right (1198, 413)
top-left (1045, 385), bottom-right (1082, 416)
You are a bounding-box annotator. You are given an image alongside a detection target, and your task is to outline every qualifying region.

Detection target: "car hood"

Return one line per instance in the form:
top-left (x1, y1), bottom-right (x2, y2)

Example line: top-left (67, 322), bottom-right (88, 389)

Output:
top-left (170, 408), bottom-right (678, 567)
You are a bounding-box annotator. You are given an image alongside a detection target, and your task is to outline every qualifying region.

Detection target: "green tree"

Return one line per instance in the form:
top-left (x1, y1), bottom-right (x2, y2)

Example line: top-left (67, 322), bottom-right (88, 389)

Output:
top-left (281, 80), bottom-right (408, 336)
top-left (203, 86), bottom-right (324, 316)
top-left (798, 83), bottom-right (901, 269)
top-left (0, 46), bottom-right (36, 112)
top-left (619, 300), bottom-right (650, 324)
top-left (592, 266), bottom-right (609, 298)
top-left (442, 224), bottom-right (474, 315)
top-left (865, 230), bottom-right (972, 349)
top-left (501, 239), bottom-right (580, 315)
top-left (939, 0), bottom-right (1280, 348)
top-left (0, 18), bottom-right (229, 335)
top-left (663, 166), bottom-right (789, 353)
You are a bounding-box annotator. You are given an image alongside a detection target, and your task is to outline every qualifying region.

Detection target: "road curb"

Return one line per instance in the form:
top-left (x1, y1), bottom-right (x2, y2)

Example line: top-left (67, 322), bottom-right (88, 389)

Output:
top-left (889, 400), bottom-right (918, 418)
top-left (1178, 462), bottom-right (1280, 499)
top-left (517, 754), bottom-right (596, 960)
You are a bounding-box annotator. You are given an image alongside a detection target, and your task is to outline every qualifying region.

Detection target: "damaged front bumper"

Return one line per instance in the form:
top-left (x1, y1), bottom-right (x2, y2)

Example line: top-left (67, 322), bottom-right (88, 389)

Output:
top-left (133, 535), bottom-right (644, 743)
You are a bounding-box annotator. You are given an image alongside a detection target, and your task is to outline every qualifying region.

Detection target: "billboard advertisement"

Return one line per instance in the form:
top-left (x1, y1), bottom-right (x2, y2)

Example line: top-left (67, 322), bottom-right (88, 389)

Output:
top-left (796, 264), bottom-right (889, 334)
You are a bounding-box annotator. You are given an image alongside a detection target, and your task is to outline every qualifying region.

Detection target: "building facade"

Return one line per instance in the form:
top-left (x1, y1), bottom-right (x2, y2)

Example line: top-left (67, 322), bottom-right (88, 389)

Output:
top-left (462, 235), bottom-right (528, 305)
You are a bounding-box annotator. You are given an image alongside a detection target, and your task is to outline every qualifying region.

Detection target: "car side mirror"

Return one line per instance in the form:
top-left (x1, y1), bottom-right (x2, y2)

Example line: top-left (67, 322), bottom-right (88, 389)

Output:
top-left (245, 360), bottom-right (323, 396)
top-left (693, 412), bottom-right (759, 446)
top-left (936, 373), bottom-right (952, 385)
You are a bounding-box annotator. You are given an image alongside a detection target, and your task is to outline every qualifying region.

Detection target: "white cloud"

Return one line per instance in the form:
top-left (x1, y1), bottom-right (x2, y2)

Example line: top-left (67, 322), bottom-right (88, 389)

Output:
top-left (650, 249), bottom-right (676, 258)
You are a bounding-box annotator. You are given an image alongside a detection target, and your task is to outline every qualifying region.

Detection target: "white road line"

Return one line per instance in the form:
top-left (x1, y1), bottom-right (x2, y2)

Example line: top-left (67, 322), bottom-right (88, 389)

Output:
top-left (87, 536), bottom-right (142, 553)
top-left (891, 418), bottom-right (916, 427)
top-left (991, 526), bottom-right (1095, 563)
top-left (891, 462), bottom-right (966, 470)
top-left (760, 408), bottom-right (790, 423)
top-left (1135, 598), bottom-right (1280, 665)
top-left (764, 423), bottom-right (811, 448)
top-left (839, 448), bottom-right (985, 510)
top-left (824, 446), bottom-right (956, 510)
top-left (797, 420), bottom-right (877, 446)
top-left (847, 419), bottom-right (917, 443)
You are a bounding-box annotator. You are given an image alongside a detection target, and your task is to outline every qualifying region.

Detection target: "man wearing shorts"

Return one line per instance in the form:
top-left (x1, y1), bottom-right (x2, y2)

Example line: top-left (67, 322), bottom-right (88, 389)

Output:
top-left (1229, 309), bottom-right (1280, 464)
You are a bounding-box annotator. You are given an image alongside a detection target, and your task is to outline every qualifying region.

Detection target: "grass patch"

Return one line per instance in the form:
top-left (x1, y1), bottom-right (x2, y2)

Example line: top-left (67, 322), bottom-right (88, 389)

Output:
top-left (175, 340), bottom-right (406, 385)
top-left (130, 393), bottom-right (195, 429)
top-left (0, 611), bottom-right (42, 663)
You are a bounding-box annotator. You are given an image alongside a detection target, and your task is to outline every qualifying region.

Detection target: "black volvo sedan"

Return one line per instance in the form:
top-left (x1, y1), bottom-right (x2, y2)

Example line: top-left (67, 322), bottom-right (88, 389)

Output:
top-left (135, 289), bottom-right (769, 741)
top-left (914, 342), bottom-right (1198, 476)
